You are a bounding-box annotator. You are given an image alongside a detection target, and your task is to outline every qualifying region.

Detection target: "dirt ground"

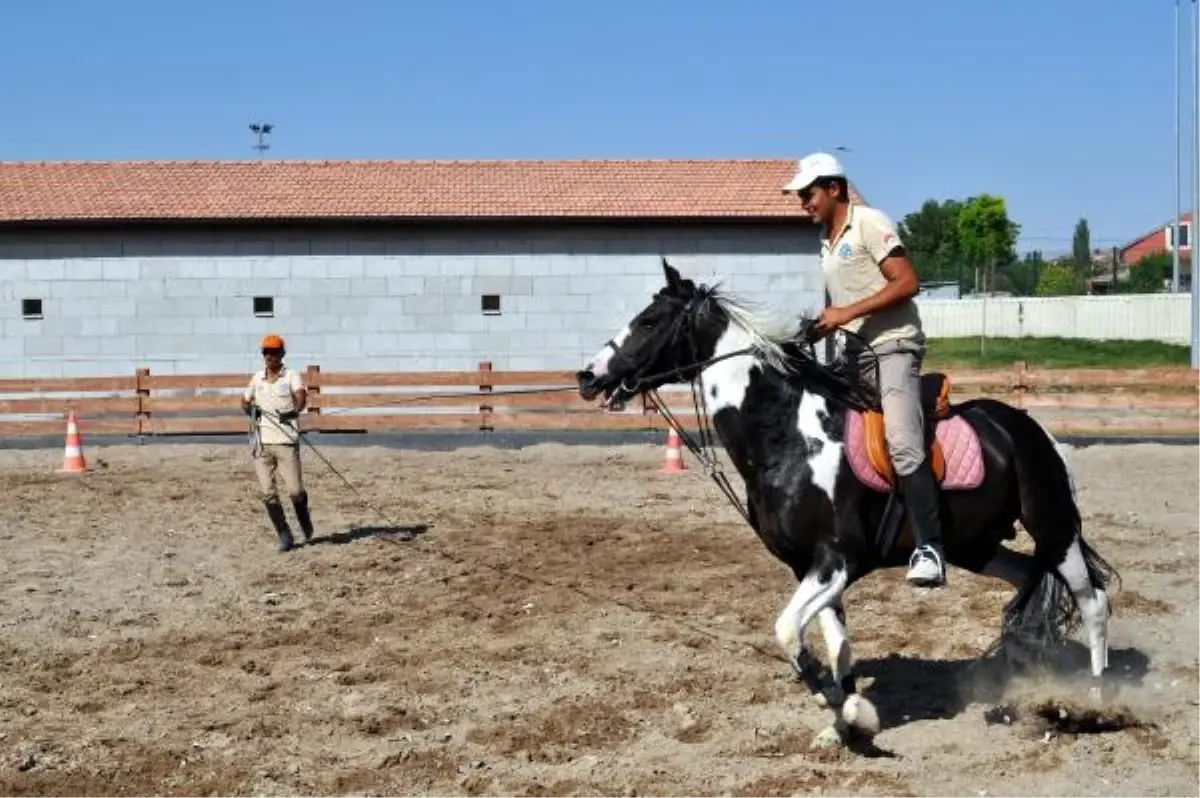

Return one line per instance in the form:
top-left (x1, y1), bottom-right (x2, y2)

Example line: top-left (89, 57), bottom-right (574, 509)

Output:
top-left (0, 437), bottom-right (1196, 797)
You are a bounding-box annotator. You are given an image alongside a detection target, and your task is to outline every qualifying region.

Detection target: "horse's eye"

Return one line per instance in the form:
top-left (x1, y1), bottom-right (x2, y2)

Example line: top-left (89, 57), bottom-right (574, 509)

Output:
top-left (639, 317), bottom-right (657, 329)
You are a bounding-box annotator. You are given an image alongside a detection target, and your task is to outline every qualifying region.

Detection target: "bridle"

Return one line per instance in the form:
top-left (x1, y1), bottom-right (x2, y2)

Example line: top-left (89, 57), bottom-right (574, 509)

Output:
top-left (610, 286), bottom-right (883, 528)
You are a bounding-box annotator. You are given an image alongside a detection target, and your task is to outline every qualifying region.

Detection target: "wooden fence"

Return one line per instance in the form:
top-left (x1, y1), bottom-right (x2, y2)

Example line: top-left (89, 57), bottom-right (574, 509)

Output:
top-left (0, 361), bottom-right (1195, 439)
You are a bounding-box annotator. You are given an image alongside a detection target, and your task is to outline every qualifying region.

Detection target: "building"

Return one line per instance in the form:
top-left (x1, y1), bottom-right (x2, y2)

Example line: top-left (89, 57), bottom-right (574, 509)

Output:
top-left (1106, 212), bottom-right (1194, 294)
top-left (0, 159), bottom-right (832, 379)
top-left (1119, 212), bottom-right (1193, 268)
top-left (916, 280), bottom-right (961, 300)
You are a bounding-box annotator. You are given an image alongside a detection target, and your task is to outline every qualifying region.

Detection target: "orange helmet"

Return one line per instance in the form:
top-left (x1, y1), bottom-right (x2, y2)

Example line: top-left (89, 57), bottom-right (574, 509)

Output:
top-left (260, 334), bottom-right (285, 351)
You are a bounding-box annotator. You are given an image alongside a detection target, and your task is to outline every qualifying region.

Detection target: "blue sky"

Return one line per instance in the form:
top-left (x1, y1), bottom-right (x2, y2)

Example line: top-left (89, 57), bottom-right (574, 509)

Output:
top-left (1, 0), bottom-right (1195, 255)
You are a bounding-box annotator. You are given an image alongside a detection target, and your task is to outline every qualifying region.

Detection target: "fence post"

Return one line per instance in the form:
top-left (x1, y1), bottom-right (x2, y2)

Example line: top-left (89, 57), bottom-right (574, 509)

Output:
top-left (1011, 360), bottom-right (1028, 410)
top-left (305, 364), bottom-right (321, 432)
top-left (478, 361), bottom-right (494, 431)
top-left (135, 367), bottom-right (150, 439)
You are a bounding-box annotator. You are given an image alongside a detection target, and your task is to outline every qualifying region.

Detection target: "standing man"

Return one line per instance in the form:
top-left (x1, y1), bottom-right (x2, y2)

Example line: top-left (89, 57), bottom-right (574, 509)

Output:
top-left (783, 152), bottom-right (946, 588)
top-left (241, 334), bottom-right (314, 552)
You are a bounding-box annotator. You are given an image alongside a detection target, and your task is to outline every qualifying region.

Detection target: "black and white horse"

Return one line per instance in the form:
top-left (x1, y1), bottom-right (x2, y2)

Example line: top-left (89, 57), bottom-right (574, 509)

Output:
top-left (575, 259), bottom-right (1118, 747)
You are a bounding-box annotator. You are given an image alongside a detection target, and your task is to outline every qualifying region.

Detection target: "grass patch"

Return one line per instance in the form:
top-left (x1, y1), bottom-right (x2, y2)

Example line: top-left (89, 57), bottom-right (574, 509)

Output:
top-left (925, 337), bottom-right (1191, 369)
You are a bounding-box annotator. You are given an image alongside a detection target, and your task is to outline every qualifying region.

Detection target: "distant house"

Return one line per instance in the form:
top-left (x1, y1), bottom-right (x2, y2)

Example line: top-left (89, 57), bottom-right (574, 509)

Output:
top-left (1119, 212), bottom-right (1193, 267)
top-left (1108, 214), bottom-right (1195, 292)
top-left (917, 280), bottom-right (961, 300)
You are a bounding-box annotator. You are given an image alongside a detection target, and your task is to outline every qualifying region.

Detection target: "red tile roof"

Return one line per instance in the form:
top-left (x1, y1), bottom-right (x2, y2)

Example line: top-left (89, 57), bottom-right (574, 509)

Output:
top-left (0, 158), bottom-right (833, 225)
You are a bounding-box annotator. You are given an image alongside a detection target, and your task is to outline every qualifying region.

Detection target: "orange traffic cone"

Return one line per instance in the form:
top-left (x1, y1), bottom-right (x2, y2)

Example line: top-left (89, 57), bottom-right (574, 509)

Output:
top-left (58, 411), bottom-right (88, 474)
top-left (662, 427), bottom-right (686, 473)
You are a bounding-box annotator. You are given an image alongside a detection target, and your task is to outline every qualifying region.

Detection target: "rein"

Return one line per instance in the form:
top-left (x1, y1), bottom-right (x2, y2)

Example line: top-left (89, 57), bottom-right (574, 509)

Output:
top-left (646, 380), bottom-right (752, 525)
top-left (618, 340), bottom-right (757, 525)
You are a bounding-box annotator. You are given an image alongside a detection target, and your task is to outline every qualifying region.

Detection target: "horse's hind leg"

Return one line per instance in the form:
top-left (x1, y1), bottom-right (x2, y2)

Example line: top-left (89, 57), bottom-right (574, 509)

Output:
top-left (1057, 535), bottom-right (1111, 696)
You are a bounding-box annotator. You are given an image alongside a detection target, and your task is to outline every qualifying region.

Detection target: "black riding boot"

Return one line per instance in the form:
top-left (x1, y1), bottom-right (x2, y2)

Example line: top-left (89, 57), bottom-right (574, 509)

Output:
top-left (291, 491), bottom-right (315, 543)
top-left (899, 460), bottom-right (946, 587)
top-left (264, 499), bottom-right (295, 553)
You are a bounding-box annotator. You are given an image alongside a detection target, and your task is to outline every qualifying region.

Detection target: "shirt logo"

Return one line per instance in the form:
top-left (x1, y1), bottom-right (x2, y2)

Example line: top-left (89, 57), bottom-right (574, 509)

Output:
top-left (837, 243), bottom-right (852, 258)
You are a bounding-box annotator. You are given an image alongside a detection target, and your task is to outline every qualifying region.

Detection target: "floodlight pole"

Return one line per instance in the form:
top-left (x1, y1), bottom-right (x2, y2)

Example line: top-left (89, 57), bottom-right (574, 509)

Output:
top-left (1191, 0), bottom-right (1200, 368)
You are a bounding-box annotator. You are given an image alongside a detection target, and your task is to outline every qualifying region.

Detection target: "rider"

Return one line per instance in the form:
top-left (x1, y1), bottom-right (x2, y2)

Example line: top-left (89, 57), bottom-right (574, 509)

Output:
top-left (782, 152), bottom-right (946, 588)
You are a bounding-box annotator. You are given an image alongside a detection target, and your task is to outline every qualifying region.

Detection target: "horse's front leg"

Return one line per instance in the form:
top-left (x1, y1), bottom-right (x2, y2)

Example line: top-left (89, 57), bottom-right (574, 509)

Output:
top-left (814, 603), bottom-right (854, 707)
top-left (773, 564), bottom-right (844, 699)
top-left (773, 560), bottom-right (879, 745)
top-left (815, 602), bottom-right (880, 745)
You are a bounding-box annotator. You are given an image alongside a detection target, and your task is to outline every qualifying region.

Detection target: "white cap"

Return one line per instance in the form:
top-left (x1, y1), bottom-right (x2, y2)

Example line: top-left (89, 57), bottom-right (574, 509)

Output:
top-left (782, 151), bottom-right (845, 192)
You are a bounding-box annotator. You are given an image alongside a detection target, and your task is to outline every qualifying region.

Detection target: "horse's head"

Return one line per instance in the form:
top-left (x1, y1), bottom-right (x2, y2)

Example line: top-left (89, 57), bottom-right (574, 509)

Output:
top-left (576, 258), bottom-right (722, 407)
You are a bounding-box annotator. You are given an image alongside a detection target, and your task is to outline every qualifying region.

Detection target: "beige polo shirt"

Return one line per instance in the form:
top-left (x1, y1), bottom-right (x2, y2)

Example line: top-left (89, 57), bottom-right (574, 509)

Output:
top-left (819, 204), bottom-right (923, 347)
top-left (244, 366), bottom-right (303, 444)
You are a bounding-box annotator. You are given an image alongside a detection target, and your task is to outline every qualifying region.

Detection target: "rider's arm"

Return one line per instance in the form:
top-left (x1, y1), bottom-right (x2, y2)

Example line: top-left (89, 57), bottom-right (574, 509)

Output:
top-left (839, 211), bottom-right (920, 322)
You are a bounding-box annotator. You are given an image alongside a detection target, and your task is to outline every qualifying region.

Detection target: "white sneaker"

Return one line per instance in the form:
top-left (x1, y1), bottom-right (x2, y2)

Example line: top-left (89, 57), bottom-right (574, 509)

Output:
top-left (906, 546), bottom-right (946, 587)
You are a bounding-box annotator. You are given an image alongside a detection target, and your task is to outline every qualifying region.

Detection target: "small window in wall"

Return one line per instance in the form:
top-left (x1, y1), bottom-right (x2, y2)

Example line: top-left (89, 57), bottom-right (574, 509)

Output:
top-left (481, 294), bottom-right (501, 315)
top-left (1169, 223), bottom-right (1191, 248)
top-left (253, 296), bottom-right (274, 317)
top-left (21, 298), bottom-right (43, 319)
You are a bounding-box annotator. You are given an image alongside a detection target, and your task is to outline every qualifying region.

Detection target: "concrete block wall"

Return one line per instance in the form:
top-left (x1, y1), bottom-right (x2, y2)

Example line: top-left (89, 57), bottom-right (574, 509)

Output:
top-left (0, 222), bottom-right (824, 379)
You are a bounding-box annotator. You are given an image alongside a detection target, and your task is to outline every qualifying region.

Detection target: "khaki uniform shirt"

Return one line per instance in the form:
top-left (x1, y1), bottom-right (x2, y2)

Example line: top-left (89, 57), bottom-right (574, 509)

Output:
top-left (244, 366), bottom-right (303, 445)
top-left (820, 204), bottom-right (923, 347)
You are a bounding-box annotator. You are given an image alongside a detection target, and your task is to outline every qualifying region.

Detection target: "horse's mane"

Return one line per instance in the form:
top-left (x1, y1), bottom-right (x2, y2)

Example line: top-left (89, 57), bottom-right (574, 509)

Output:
top-left (705, 287), bottom-right (879, 412)
top-left (704, 288), bottom-right (798, 373)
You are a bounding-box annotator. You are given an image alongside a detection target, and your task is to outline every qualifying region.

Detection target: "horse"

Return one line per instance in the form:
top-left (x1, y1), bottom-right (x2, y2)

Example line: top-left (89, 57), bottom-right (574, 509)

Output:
top-left (574, 258), bottom-right (1119, 748)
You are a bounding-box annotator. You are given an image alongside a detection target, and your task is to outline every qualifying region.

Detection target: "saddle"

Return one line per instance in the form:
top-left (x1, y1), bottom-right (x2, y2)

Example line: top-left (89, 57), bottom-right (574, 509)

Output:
top-left (844, 372), bottom-right (985, 493)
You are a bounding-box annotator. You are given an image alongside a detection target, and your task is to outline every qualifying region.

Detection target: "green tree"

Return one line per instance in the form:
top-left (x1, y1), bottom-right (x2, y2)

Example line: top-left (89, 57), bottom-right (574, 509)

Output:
top-left (1003, 250), bottom-right (1047, 297)
top-left (1121, 251), bottom-right (1172, 293)
top-left (897, 199), bottom-right (963, 286)
top-left (957, 194), bottom-right (1020, 293)
top-left (1072, 218), bottom-right (1092, 273)
top-left (1035, 263), bottom-right (1086, 296)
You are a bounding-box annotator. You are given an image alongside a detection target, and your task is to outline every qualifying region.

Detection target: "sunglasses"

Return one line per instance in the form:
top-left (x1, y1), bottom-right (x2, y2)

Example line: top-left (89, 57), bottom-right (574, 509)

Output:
top-left (261, 348), bottom-right (283, 357)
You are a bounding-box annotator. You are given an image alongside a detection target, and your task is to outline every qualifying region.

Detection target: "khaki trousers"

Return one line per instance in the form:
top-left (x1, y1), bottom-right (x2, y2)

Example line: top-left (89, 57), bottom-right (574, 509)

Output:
top-left (849, 338), bottom-right (928, 478)
top-left (254, 443), bottom-right (304, 502)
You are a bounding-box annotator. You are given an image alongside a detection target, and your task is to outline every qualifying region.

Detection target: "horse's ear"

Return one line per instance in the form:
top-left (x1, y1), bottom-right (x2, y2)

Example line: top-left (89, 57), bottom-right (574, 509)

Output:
top-left (661, 257), bottom-right (682, 290)
top-left (661, 257), bottom-right (696, 298)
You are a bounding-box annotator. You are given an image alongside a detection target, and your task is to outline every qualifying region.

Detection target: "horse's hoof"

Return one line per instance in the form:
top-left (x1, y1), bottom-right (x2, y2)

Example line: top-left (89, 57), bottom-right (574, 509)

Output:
top-left (812, 725), bottom-right (845, 750)
top-left (814, 685), bottom-right (845, 710)
top-left (842, 694), bottom-right (881, 737)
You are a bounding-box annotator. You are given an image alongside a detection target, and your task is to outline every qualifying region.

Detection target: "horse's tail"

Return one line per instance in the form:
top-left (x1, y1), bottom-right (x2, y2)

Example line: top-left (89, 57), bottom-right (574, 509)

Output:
top-left (969, 399), bottom-right (1119, 655)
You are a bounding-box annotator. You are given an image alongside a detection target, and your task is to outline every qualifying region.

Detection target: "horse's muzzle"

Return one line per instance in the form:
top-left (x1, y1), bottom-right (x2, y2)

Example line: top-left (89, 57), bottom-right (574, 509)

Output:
top-left (576, 370), bottom-right (630, 410)
top-left (575, 369), bottom-right (602, 401)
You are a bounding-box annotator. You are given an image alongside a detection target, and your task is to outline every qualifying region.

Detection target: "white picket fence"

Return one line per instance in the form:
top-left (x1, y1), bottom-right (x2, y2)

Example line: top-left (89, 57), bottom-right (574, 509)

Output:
top-left (916, 294), bottom-right (1191, 344)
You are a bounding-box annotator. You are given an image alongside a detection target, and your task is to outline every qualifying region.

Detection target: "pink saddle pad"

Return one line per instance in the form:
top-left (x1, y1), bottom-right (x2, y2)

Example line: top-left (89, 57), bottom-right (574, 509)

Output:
top-left (844, 411), bottom-right (985, 493)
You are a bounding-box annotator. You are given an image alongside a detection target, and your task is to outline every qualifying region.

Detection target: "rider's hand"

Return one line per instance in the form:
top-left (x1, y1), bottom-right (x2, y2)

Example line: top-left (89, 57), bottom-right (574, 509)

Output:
top-left (813, 306), bottom-right (854, 338)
